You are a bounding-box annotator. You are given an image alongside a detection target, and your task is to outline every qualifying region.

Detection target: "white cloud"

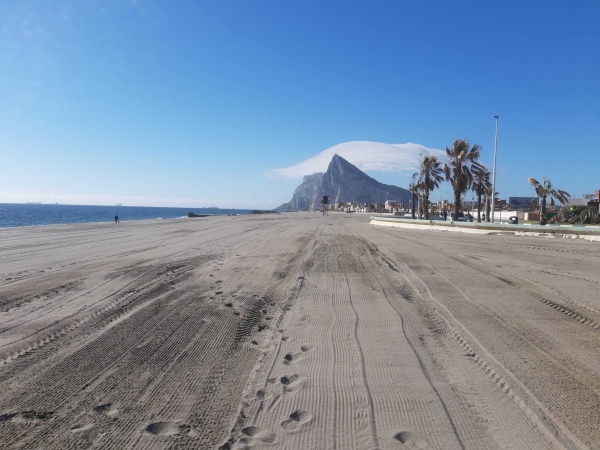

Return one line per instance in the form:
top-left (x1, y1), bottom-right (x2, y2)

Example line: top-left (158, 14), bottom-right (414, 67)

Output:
top-left (267, 141), bottom-right (445, 179)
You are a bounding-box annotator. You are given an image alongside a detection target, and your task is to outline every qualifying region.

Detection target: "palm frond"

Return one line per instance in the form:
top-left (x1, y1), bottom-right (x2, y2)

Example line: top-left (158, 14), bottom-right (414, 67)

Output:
top-left (469, 144), bottom-right (481, 161)
top-left (443, 164), bottom-right (451, 182)
top-left (558, 189), bottom-right (570, 199)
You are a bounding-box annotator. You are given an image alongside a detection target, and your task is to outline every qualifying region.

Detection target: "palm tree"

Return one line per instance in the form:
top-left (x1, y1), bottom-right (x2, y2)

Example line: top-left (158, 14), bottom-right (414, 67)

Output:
top-left (420, 156), bottom-right (444, 220)
top-left (472, 165), bottom-right (492, 223)
top-left (408, 172), bottom-right (420, 220)
top-left (444, 139), bottom-right (482, 221)
top-left (528, 176), bottom-right (570, 225)
top-left (484, 189), bottom-right (500, 222)
top-left (530, 198), bottom-right (538, 211)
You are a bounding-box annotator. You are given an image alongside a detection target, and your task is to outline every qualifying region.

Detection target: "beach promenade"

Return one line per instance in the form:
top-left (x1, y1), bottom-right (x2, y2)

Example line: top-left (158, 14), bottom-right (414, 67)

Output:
top-left (0, 214), bottom-right (598, 449)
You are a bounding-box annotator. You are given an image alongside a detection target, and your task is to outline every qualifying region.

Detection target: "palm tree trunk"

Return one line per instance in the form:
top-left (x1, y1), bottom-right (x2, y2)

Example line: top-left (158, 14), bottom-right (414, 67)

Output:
top-left (485, 196), bottom-right (491, 222)
top-left (424, 192), bottom-right (430, 219)
top-left (453, 189), bottom-right (461, 221)
top-left (477, 193), bottom-right (482, 223)
top-left (540, 196), bottom-right (547, 225)
top-left (411, 194), bottom-right (416, 220)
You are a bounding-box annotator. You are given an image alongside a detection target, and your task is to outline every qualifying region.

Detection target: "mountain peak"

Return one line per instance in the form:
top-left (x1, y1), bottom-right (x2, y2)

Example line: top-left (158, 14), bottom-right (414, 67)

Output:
top-left (326, 153), bottom-right (364, 178)
top-left (280, 153), bottom-right (411, 211)
top-left (318, 154), bottom-right (411, 206)
top-left (330, 153), bottom-right (349, 164)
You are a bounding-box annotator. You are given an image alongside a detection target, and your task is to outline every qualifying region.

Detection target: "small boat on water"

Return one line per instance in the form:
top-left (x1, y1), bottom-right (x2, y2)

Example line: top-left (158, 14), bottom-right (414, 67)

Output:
top-left (187, 212), bottom-right (210, 218)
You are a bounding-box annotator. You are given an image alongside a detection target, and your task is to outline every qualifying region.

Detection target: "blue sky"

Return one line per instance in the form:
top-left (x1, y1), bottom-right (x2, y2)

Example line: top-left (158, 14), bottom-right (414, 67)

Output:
top-left (1, 0), bottom-right (598, 208)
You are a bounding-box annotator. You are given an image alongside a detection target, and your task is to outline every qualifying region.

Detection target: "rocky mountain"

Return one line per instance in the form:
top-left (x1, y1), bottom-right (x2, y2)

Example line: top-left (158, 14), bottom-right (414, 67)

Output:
top-left (277, 154), bottom-right (411, 211)
top-left (275, 173), bottom-right (324, 211)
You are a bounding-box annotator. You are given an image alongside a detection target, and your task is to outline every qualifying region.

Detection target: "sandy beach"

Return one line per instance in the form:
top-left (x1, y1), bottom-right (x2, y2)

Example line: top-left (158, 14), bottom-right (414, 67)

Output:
top-left (1, 214), bottom-right (599, 449)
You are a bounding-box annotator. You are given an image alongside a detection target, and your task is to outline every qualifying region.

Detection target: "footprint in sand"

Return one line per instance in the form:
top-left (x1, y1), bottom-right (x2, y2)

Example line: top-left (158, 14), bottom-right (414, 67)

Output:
top-left (231, 426), bottom-right (277, 448)
top-left (283, 344), bottom-right (315, 365)
top-left (92, 403), bottom-right (111, 413)
top-left (283, 352), bottom-right (304, 366)
top-left (242, 426), bottom-right (276, 443)
top-left (70, 424), bottom-right (96, 440)
top-left (281, 409), bottom-right (312, 431)
top-left (145, 421), bottom-right (181, 436)
top-left (93, 403), bottom-right (120, 418)
top-left (395, 431), bottom-right (428, 449)
top-left (256, 389), bottom-right (272, 401)
top-left (268, 374), bottom-right (306, 412)
top-left (280, 374), bottom-right (305, 393)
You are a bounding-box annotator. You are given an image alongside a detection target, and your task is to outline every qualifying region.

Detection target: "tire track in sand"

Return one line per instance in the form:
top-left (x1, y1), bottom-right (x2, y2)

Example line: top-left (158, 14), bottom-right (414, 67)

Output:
top-left (364, 225), bottom-right (583, 449)
top-left (343, 272), bottom-right (379, 448)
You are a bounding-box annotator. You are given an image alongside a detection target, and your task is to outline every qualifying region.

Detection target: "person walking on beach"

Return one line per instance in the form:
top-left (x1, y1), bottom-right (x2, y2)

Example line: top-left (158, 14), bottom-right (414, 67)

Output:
top-left (115, 215), bottom-right (119, 224)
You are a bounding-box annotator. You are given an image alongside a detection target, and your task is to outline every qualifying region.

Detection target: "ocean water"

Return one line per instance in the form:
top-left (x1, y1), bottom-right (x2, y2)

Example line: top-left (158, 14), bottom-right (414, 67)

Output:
top-left (0, 203), bottom-right (252, 229)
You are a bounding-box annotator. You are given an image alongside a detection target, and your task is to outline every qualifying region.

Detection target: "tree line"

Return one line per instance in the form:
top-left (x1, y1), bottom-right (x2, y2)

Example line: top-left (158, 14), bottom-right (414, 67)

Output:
top-left (409, 139), bottom-right (571, 225)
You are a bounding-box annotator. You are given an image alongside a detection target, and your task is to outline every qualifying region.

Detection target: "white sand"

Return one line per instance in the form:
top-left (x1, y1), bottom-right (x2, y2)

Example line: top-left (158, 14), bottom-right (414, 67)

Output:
top-left (0, 214), bottom-right (597, 449)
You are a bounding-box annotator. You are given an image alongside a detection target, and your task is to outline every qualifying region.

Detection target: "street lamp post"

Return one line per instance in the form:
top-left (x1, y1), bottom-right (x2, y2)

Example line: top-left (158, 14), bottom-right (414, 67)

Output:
top-left (491, 116), bottom-right (499, 223)
top-left (471, 192), bottom-right (474, 219)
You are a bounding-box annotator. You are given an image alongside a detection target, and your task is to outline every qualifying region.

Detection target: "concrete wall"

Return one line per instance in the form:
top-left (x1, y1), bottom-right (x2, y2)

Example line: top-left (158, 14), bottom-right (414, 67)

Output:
top-left (370, 216), bottom-right (600, 241)
top-left (525, 211), bottom-right (539, 221)
top-left (471, 210), bottom-right (523, 221)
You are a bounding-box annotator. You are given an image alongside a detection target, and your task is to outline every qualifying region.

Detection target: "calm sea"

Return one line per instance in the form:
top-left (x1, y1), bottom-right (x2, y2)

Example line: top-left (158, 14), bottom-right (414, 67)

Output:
top-left (0, 203), bottom-right (253, 229)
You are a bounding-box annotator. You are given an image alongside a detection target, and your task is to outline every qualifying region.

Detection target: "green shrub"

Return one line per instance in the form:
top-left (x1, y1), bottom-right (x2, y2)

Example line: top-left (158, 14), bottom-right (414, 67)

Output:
top-left (558, 205), bottom-right (599, 224)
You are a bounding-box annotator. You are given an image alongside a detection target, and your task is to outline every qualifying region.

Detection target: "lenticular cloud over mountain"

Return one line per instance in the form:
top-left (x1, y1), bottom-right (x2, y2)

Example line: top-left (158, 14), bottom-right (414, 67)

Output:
top-left (268, 141), bottom-right (445, 179)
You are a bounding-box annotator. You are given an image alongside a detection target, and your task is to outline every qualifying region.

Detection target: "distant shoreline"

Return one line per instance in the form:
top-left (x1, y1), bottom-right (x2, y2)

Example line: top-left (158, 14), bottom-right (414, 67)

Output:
top-left (0, 202), bottom-right (233, 209)
top-left (0, 203), bottom-right (253, 229)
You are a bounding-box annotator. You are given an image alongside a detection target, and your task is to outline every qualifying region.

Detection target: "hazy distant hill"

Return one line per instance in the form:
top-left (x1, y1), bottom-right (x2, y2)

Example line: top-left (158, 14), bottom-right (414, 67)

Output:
top-left (277, 154), bottom-right (411, 211)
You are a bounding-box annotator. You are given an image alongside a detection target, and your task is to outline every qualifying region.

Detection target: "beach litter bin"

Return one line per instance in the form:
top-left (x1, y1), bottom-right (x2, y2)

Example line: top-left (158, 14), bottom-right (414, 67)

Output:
top-left (509, 216), bottom-right (518, 225)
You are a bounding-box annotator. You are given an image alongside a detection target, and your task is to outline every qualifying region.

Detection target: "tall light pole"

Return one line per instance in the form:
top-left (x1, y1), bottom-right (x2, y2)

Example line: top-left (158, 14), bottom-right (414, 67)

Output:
top-left (491, 116), bottom-right (499, 223)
